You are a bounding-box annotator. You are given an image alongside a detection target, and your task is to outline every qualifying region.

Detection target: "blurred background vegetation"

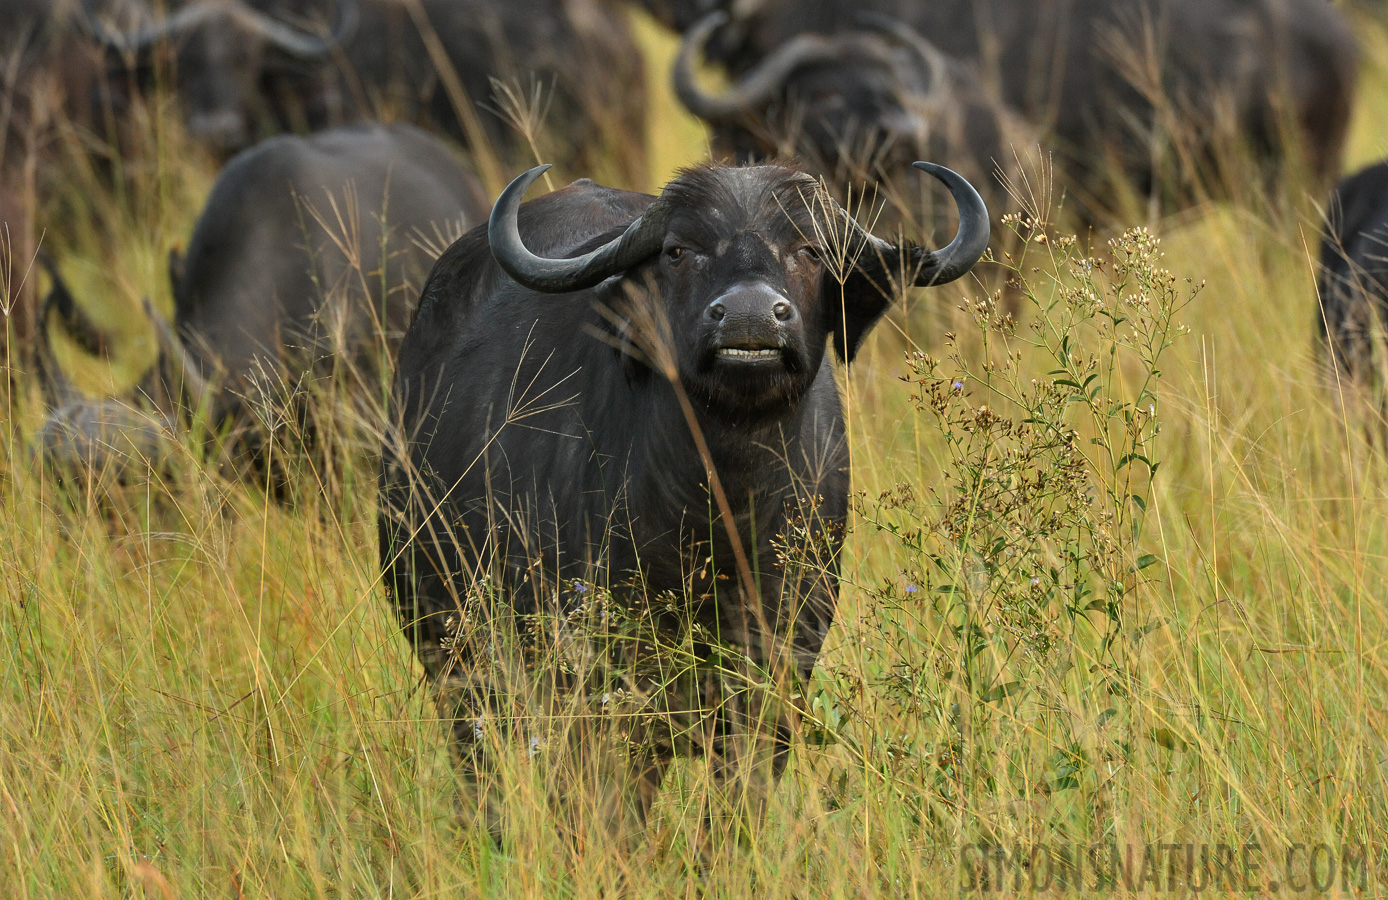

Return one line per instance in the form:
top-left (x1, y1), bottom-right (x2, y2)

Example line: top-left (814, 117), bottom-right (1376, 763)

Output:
top-left (6, 5), bottom-right (1388, 897)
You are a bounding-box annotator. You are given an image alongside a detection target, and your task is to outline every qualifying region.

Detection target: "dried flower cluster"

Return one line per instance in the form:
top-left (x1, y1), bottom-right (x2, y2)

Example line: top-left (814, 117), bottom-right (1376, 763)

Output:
top-left (826, 214), bottom-right (1197, 816)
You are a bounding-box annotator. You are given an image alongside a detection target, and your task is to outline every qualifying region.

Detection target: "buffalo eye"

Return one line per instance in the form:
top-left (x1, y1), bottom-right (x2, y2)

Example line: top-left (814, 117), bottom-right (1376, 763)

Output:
top-left (796, 245), bottom-right (822, 263)
top-left (665, 246), bottom-right (687, 263)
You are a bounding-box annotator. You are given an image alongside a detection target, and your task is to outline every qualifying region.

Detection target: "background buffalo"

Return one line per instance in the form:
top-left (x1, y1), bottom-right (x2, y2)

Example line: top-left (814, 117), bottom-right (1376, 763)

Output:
top-left (39, 123), bottom-right (488, 490)
top-left (81, 0), bottom-right (649, 182)
top-left (657, 0), bottom-right (1357, 224)
top-left (1319, 161), bottom-right (1388, 405)
top-left (0, 0), bottom-right (649, 355)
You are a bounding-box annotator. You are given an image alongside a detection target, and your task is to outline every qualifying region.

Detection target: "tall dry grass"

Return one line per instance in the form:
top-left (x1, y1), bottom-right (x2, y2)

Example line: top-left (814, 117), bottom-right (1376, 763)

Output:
top-left (4, 7), bottom-right (1388, 898)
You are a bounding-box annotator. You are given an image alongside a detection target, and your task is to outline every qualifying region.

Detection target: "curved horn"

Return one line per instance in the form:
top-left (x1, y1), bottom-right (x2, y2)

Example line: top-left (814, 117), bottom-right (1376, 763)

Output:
top-left (674, 11), bottom-right (844, 120)
top-left (84, 0), bottom-right (358, 59)
top-left (853, 12), bottom-right (951, 95)
top-left (36, 315), bottom-right (78, 410)
top-left (226, 0), bottom-right (359, 59)
top-left (34, 256), bottom-right (88, 408)
top-left (39, 255), bottom-right (112, 358)
top-left (83, 1), bottom-right (227, 54)
top-left (846, 162), bottom-right (989, 287)
top-left (488, 166), bottom-right (670, 294)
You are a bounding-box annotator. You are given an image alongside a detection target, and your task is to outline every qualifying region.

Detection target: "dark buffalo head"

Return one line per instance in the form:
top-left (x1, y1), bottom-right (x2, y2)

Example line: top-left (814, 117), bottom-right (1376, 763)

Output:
top-left (675, 11), bottom-right (966, 175)
top-left (84, 0), bottom-right (358, 152)
top-left (489, 158), bottom-right (988, 420)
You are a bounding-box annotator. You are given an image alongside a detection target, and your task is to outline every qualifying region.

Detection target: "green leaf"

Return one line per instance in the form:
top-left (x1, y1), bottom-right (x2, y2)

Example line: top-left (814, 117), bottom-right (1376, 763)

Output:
top-left (1149, 728), bottom-right (1186, 751)
top-left (1116, 453), bottom-right (1150, 472)
top-left (980, 681), bottom-right (1025, 703)
top-left (1131, 618), bottom-right (1165, 642)
top-left (1135, 553), bottom-right (1159, 570)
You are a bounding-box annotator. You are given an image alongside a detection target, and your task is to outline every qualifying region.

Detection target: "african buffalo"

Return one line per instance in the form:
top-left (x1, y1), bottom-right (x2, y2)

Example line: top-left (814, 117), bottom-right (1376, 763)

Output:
top-left (378, 160), bottom-right (988, 833)
top-left (38, 123), bottom-right (488, 485)
top-left (82, 0), bottom-right (360, 153)
top-left (83, 0), bottom-right (648, 182)
top-left (332, 0), bottom-right (648, 184)
top-left (664, 0), bottom-right (1357, 222)
top-left (675, 11), bottom-right (1032, 227)
top-left (167, 123), bottom-right (485, 426)
top-left (0, 0), bottom-right (339, 344)
top-left (0, 0), bottom-right (360, 348)
top-left (1318, 161), bottom-right (1388, 395)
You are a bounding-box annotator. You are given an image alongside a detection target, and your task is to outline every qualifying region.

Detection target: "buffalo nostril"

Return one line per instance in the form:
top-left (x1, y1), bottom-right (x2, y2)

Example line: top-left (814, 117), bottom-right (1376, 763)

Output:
top-left (708, 302), bottom-right (726, 321)
top-left (773, 300), bottom-right (793, 321)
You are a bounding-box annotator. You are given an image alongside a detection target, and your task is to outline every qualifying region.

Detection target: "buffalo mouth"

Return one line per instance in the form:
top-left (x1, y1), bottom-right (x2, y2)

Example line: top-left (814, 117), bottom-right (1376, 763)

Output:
top-left (715, 344), bottom-right (784, 363)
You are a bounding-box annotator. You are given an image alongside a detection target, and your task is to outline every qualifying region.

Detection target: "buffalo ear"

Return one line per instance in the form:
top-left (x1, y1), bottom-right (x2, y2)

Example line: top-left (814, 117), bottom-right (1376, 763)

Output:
top-left (824, 270), bottom-right (894, 363)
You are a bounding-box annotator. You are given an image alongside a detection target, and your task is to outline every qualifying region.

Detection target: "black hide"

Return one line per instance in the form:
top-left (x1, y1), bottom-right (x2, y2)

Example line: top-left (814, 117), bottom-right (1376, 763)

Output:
top-left (171, 123), bottom-right (487, 428)
top-left (1319, 161), bottom-right (1388, 385)
top-left (667, 0), bottom-right (1357, 220)
top-left (34, 124), bottom-right (487, 489)
top-left (79, 0), bottom-right (647, 180)
top-left (379, 163), bottom-right (986, 783)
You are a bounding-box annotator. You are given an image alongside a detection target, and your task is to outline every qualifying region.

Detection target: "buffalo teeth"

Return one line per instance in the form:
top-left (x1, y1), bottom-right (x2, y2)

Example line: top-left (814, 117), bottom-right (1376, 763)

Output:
top-left (718, 348), bottom-right (781, 358)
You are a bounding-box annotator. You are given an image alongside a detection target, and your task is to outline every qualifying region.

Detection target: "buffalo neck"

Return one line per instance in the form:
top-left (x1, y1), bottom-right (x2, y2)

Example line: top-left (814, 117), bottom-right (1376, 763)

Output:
top-left (627, 362), bottom-right (827, 522)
